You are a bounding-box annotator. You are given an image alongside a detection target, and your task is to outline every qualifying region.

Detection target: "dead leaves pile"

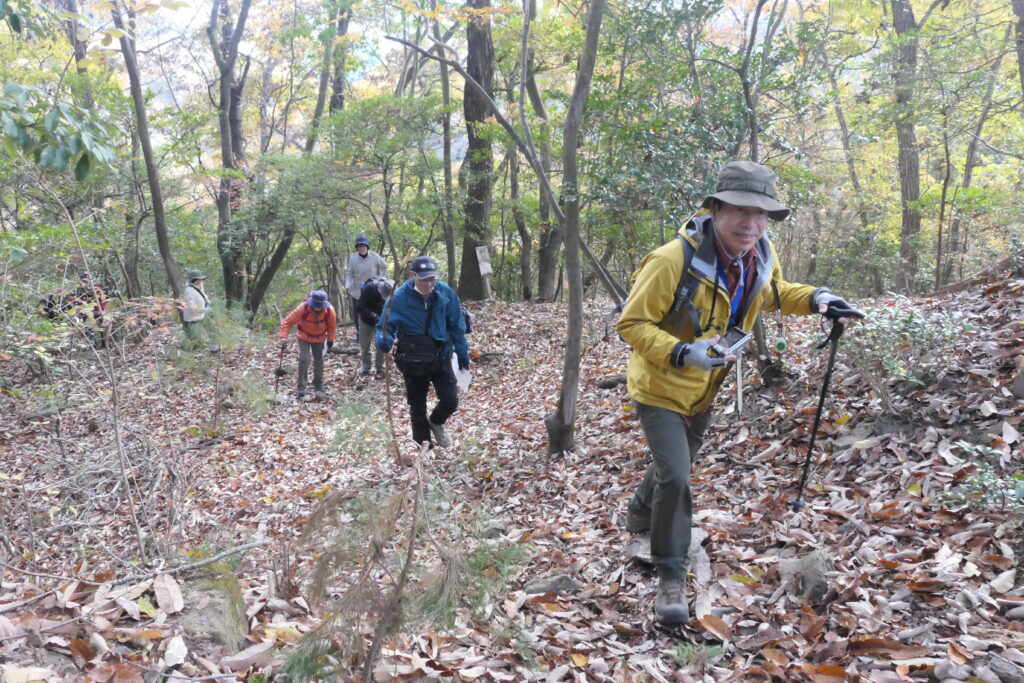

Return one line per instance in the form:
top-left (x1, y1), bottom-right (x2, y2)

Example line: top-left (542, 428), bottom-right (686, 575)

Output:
top-left (0, 276), bottom-right (1022, 681)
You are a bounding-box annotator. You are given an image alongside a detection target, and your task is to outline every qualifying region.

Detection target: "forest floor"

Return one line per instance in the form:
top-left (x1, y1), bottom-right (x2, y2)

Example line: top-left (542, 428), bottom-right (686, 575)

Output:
top-left (1, 273), bottom-right (1023, 682)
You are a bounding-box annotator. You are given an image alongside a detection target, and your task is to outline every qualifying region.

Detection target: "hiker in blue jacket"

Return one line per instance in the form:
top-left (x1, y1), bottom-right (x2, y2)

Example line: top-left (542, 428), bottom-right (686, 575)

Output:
top-left (376, 256), bottom-right (469, 449)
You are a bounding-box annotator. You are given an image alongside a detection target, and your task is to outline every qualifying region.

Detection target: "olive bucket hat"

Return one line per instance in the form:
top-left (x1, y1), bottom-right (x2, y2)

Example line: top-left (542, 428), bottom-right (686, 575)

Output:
top-left (701, 161), bottom-right (790, 221)
top-left (186, 269), bottom-right (206, 282)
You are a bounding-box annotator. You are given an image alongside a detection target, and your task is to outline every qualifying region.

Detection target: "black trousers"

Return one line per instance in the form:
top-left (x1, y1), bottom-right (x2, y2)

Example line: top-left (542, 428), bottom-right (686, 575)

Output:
top-left (401, 357), bottom-right (458, 444)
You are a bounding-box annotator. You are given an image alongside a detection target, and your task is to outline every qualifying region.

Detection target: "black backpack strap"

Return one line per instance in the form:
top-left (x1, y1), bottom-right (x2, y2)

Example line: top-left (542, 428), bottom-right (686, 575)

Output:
top-left (664, 233), bottom-right (701, 333)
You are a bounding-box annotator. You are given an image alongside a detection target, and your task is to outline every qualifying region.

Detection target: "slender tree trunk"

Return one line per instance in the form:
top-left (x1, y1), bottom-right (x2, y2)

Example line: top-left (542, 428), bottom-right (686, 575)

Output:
top-left (112, 2), bottom-right (181, 298)
top-left (522, 1), bottom-right (557, 301)
top-left (208, 0), bottom-right (252, 306)
top-left (509, 146), bottom-right (532, 300)
top-left (303, 6), bottom-right (336, 154)
top-left (456, 0), bottom-right (494, 301)
top-left (943, 24), bottom-right (1009, 287)
top-left (329, 0), bottom-right (351, 117)
top-left (1013, 0), bottom-right (1024, 101)
top-left (432, 11), bottom-right (456, 280)
top-left (935, 124), bottom-right (951, 290)
top-left (545, 0), bottom-right (606, 454)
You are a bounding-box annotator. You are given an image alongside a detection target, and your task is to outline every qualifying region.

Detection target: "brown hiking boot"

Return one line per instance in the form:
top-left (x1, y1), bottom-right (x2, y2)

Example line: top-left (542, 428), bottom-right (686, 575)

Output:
top-left (654, 577), bottom-right (689, 625)
top-left (625, 509), bottom-right (651, 534)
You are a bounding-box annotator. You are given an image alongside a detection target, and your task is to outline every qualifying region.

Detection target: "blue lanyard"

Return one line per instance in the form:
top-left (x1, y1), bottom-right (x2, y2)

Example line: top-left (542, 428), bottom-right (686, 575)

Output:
top-left (716, 258), bottom-right (745, 326)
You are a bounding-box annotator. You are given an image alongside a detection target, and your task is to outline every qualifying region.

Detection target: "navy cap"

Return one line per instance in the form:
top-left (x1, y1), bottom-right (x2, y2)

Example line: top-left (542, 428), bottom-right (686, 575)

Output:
top-left (410, 256), bottom-right (437, 280)
top-left (307, 290), bottom-right (329, 309)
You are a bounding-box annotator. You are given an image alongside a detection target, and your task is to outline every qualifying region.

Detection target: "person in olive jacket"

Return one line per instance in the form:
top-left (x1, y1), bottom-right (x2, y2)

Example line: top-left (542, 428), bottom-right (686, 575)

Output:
top-left (616, 161), bottom-right (864, 625)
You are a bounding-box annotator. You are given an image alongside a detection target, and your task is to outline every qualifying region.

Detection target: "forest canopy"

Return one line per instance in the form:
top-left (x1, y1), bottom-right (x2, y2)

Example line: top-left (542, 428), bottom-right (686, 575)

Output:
top-left (0, 0), bottom-right (1022, 315)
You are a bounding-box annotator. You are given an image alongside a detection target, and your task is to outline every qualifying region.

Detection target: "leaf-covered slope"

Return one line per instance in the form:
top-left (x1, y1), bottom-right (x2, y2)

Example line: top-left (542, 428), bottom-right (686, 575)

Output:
top-left (0, 277), bottom-right (1022, 681)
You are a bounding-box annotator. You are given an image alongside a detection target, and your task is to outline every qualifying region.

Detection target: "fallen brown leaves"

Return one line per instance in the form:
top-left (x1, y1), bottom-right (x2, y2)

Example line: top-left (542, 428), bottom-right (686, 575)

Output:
top-left (0, 276), bottom-right (1022, 681)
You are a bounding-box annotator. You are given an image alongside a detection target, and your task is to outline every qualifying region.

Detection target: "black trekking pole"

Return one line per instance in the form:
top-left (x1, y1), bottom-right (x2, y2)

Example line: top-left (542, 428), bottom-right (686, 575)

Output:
top-left (788, 304), bottom-right (864, 511)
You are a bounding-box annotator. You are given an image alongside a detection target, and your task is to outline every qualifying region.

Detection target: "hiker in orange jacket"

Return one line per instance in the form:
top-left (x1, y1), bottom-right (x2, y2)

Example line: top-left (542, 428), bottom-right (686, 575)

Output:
top-left (278, 290), bottom-right (337, 400)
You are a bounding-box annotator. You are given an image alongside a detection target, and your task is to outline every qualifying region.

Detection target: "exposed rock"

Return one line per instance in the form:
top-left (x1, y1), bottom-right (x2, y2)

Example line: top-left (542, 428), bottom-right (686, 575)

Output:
top-left (178, 564), bottom-right (248, 656)
top-left (596, 375), bottom-right (626, 389)
top-left (990, 654), bottom-right (1024, 683)
top-left (523, 574), bottom-right (582, 595)
top-left (1010, 371), bottom-right (1024, 400)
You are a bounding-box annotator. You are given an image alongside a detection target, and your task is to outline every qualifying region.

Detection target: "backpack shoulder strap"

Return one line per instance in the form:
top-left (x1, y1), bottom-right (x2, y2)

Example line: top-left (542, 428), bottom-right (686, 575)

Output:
top-left (663, 233), bottom-right (701, 334)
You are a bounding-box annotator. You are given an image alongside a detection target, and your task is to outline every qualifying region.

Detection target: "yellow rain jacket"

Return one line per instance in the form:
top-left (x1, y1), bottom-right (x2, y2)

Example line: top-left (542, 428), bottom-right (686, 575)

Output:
top-left (617, 215), bottom-right (821, 416)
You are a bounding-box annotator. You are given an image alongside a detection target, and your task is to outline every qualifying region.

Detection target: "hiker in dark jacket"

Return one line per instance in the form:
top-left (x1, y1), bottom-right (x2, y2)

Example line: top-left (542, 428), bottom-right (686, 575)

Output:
top-left (278, 290), bottom-right (337, 400)
top-left (617, 161), bottom-right (864, 625)
top-left (375, 256), bottom-right (468, 448)
top-left (355, 277), bottom-right (394, 377)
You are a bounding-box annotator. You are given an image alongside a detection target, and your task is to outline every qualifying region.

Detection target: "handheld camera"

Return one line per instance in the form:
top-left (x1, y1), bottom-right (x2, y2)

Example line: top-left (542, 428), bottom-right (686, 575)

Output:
top-left (717, 328), bottom-right (752, 356)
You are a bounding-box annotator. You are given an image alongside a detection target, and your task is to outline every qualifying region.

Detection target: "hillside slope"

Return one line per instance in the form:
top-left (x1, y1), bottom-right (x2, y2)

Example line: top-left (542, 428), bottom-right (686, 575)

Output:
top-left (1, 276), bottom-right (1022, 681)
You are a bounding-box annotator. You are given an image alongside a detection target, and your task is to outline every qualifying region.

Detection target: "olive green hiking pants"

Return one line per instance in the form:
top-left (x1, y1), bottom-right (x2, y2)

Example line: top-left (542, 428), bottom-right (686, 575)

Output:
top-left (627, 403), bottom-right (710, 580)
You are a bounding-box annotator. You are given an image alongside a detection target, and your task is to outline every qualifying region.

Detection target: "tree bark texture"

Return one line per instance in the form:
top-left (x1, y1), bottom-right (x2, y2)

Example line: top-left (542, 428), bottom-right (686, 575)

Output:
top-left (456, 0), bottom-right (494, 301)
top-left (527, 68), bottom-right (558, 301)
top-left (890, 0), bottom-right (922, 294)
top-left (208, 0), bottom-right (252, 306)
top-left (509, 147), bottom-right (532, 300)
top-left (112, 2), bottom-right (181, 299)
top-left (432, 11), bottom-right (457, 280)
top-left (545, 0), bottom-right (606, 454)
top-left (1013, 0), bottom-right (1024, 103)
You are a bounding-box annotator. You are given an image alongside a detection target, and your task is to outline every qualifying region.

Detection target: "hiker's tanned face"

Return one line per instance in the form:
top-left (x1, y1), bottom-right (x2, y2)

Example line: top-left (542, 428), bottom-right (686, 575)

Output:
top-left (712, 201), bottom-right (768, 257)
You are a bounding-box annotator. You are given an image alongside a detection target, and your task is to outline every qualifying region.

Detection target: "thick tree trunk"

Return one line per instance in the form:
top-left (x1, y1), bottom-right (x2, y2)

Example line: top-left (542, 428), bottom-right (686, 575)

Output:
top-left (890, 0), bottom-right (922, 294)
top-left (112, 2), bottom-right (181, 298)
top-left (545, 0), bottom-right (606, 454)
top-left (456, 0), bottom-right (494, 301)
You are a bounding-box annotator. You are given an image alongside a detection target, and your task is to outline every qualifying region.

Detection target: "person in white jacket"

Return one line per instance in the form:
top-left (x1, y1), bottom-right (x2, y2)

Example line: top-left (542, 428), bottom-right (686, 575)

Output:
top-left (343, 235), bottom-right (387, 341)
top-left (182, 270), bottom-right (211, 337)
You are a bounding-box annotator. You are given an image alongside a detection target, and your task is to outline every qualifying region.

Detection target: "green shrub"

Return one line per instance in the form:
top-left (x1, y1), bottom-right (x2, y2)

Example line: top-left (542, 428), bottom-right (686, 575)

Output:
top-left (942, 441), bottom-right (1024, 515)
top-left (842, 298), bottom-right (969, 411)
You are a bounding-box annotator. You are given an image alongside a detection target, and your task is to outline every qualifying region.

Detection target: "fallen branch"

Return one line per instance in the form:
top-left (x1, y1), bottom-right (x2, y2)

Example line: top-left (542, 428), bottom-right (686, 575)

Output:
top-left (105, 540), bottom-right (270, 586)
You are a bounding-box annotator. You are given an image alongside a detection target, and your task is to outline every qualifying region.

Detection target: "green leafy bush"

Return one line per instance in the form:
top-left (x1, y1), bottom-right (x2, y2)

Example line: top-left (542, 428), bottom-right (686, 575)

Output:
top-left (942, 441), bottom-right (1024, 515)
top-left (842, 298), bottom-right (969, 411)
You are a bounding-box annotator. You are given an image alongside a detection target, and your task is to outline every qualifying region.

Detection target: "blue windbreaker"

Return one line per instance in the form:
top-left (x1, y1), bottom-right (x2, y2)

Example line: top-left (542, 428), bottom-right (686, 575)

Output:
top-left (375, 280), bottom-right (468, 360)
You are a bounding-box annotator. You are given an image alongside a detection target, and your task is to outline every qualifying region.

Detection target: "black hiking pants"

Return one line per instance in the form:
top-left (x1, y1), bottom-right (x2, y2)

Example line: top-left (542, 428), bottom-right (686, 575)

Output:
top-left (401, 357), bottom-right (458, 444)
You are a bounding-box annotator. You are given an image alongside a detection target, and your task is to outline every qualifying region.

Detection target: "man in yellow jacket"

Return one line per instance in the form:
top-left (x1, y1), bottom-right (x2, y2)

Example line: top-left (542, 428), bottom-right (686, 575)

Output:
top-left (616, 161), bottom-right (862, 624)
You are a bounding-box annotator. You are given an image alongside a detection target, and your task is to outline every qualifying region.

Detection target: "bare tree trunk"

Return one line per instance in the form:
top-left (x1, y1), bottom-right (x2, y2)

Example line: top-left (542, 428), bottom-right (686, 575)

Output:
top-left (112, 2), bottom-right (181, 298)
top-left (522, 0), bottom-right (557, 301)
top-left (303, 4), bottom-right (337, 154)
top-left (509, 145), bottom-right (532, 300)
top-left (890, 0), bottom-right (923, 294)
top-left (432, 10), bottom-right (457, 280)
top-left (208, 0), bottom-right (252, 307)
top-left (945, 23), bottom-right (1010, 286)
top-left (935, 123), bottom-right (951, 290)
top-left (329, 0), bottom-right (351, 117)
top-left (545, 0), bottom-right (606, 454)
top-left (456, 0), bottom-right (494, 301)
top-left (1014, 0), bottom-right (1024, 101)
